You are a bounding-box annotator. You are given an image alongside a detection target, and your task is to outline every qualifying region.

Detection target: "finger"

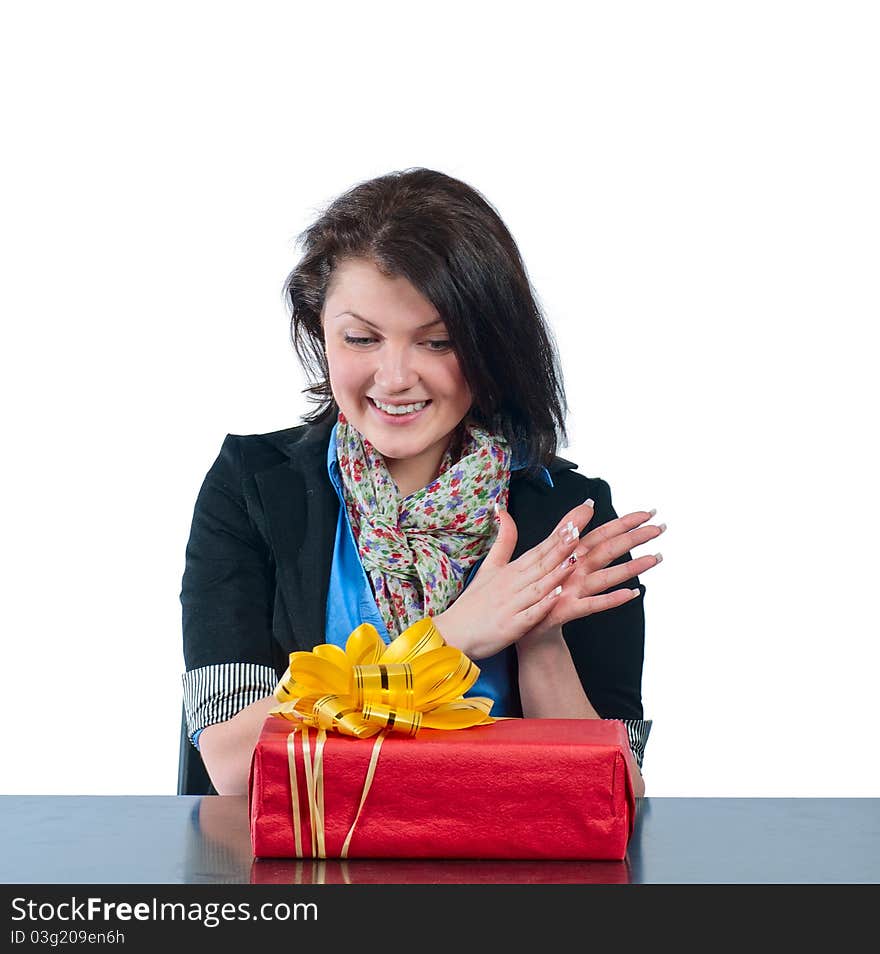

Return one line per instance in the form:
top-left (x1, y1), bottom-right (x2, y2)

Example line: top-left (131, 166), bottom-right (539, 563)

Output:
top-left (506, 548), bottom-right (581, 615)
top-left (579, 510), bottom-right (658, 554)
top-left (562, 587), bottom-right (642, 622)
top-left (480, 505), bottom-right (519, 570)
top-left (498, 554), bottom-right (577, 615)
top-left (581, 522), bottom-right (666, 571)
top-left (513, 498), bottom-right (596, 576)
top-left (512, 580), bottom-right (564, 633)
top-left (576, 553), bottom-right (662, 597)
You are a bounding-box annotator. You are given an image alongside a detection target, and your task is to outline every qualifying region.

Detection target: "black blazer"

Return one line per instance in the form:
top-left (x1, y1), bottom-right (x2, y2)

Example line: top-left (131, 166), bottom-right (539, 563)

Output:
top-left (181, 416), bottom-right (646, 723)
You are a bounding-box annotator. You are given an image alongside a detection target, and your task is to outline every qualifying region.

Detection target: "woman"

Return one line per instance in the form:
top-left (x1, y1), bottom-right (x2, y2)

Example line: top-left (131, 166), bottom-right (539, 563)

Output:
top-left (181, 168), bottom-right (663, 797)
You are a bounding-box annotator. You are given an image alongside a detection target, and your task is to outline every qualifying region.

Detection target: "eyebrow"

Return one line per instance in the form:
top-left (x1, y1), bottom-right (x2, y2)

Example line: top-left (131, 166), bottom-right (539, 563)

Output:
top-left (335, 311), bottom-right (445, 331)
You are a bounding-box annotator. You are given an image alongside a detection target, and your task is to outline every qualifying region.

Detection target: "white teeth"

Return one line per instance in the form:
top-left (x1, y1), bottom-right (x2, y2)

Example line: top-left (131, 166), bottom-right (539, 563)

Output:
top-left (372, 399), bottom-right (428, 415)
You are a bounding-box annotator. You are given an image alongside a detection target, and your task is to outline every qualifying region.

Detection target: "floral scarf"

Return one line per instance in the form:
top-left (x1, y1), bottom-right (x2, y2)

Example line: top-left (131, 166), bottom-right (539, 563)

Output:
top-left (334, 412), bottom-right (512, 639)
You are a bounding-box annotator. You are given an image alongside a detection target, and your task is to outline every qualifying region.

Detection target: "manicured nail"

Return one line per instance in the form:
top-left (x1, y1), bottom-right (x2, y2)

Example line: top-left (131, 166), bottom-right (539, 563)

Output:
top-left (494, 502), bottom-right (502, 521)
top-left (648, 508), bottom-right (657, 517)
top-left (630, 588), bottom-right (641, 597)
top-left (557, 520), bottom-right (576, 542)
top-left (657, 523), bottom-right (667, 533)
top-left (654, 553), bottom-right (663, 563)
top-left (552, 585), bottom-right (562, 596)
top-left (584, 498), bottom-right (594, 508)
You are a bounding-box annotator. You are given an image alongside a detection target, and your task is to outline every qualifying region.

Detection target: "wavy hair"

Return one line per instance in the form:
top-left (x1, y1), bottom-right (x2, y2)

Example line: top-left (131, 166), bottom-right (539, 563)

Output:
top-left (283, 167), bottom-right (567, 472)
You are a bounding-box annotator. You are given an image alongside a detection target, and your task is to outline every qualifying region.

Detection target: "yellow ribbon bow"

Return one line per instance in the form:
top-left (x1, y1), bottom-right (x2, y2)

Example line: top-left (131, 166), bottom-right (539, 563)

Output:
top-left (267, 619), bottom-right (494, 858)
top-left (270, 617), bottom-right (495, 736)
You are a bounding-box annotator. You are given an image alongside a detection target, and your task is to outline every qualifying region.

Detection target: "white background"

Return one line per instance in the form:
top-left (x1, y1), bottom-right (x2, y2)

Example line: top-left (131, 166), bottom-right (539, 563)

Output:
top-left (1, 1), bottom-right (877, 796)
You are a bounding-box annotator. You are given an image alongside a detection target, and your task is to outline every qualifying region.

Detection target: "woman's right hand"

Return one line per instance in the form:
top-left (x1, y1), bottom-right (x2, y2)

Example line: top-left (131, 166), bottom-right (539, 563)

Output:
top-left (431, 499), bottom-right (594, 658)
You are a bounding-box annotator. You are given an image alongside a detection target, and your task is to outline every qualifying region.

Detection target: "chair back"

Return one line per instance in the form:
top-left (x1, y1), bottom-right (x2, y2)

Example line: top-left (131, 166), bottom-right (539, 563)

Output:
top-left (177, 705), bottom-right (215, 795)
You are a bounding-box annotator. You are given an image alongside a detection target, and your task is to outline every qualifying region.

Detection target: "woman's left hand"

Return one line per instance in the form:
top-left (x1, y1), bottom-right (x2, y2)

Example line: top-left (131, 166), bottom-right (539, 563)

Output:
top-left (519, 506), bottom-right (665, 647)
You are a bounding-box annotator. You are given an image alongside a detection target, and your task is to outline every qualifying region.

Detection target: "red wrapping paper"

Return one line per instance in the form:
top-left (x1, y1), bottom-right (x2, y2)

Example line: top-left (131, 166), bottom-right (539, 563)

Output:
top-left (249, 716), bottom-right (637, 861)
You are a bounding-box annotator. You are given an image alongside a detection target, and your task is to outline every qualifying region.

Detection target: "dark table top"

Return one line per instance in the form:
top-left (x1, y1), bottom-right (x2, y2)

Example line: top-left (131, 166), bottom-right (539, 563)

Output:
top-left (1, 796), bottom-right (878, 884)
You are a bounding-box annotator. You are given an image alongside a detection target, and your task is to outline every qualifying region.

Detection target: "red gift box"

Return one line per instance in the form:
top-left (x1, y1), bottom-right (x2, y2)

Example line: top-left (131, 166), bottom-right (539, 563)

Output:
top-left (249, 716), bottom-right (637, 860)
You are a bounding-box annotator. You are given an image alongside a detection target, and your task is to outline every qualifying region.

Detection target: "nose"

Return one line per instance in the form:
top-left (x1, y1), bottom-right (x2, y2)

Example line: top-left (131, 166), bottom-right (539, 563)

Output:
top-left (373, 342), bottom-right (419, 393)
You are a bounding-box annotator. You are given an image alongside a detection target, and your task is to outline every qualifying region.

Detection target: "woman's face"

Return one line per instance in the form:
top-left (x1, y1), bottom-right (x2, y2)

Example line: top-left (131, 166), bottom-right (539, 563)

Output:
top-left (321, 257), bottom-right (473, 494)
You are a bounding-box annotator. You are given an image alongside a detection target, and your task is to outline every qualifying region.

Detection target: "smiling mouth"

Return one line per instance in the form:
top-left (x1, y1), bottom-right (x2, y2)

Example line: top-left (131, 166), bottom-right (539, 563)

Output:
top-left (369, 397), bottom-right (432, 416)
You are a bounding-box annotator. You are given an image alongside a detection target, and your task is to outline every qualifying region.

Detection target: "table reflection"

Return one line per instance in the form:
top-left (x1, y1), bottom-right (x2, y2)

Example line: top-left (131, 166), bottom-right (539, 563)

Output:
top-left (190, 795), bottom-right (638, 885)
top-left (250, 857), bottom-right (631, 884)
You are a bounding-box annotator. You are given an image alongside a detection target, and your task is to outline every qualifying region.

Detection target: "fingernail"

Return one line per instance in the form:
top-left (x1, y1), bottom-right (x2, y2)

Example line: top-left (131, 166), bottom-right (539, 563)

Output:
top-left (557, 520), bottom-right (576, 542)
top-left (553, 585), bottom-right (562, 596)
top-left (658, 523), bottom-right (667, 533)
top-left (584, 498), bottom-right (594, 508)
top-left (631, 588), bottom-right (641, 597)
top-left (654, 553), bottom-right (663, 563)
top-left (493, 502), bottom-right (502, 521)
top-left (648, 508), bottom-right (657, 517)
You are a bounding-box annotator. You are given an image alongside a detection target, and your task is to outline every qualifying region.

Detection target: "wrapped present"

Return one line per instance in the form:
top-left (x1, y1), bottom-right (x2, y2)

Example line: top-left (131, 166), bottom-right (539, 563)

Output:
top-left (248, 619), bottom-right (637, 861)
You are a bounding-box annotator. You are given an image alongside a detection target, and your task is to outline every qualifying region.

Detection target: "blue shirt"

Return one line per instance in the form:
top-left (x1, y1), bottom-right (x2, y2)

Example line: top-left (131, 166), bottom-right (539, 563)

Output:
top-left (325, 422), bottom-right (553, 717)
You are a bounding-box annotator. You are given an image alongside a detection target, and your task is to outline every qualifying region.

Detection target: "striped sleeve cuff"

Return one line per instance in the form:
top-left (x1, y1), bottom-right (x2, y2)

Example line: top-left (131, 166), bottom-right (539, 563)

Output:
top-left (182, 663), bottom-right (278, 747)
top-left (620, 719), bottom-right (652, 770)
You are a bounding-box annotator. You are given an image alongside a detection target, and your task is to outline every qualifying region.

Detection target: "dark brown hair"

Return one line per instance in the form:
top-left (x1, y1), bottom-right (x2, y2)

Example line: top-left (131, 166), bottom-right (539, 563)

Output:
top-left (283, 167), bottom-right (567, 471)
